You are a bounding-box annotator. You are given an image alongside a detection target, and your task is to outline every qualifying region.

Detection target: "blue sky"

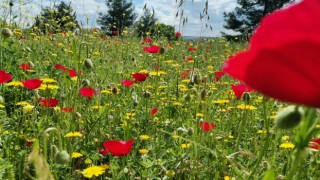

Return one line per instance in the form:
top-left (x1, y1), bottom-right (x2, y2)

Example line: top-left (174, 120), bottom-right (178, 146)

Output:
top-left (2, 0), bottom-right (238, 36)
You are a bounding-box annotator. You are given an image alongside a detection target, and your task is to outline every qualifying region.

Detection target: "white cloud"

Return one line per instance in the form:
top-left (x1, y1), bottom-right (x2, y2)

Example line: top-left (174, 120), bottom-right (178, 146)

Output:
top-left (1, 0), bottom-right (237, 36)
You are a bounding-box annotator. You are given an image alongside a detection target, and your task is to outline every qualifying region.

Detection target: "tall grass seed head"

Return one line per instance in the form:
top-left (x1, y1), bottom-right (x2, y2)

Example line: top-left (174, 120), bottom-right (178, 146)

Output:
top-left (274, 105), bottom-right (304, 129)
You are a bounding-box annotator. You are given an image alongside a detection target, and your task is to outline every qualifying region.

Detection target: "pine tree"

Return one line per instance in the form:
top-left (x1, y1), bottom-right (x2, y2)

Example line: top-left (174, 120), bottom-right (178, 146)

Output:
top-left (223, 0), bottom-right (294, 38)
top-left (135, 8), bottom-right (158, 37)
top-left (98, 0), bottom-right (137, 35)
top-left (33, 2), bottom-right (78, 33)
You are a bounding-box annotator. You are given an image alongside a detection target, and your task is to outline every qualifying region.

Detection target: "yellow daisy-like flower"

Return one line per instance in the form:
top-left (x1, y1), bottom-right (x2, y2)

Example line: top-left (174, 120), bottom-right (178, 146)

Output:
top-left (236, 104), bottom-right (257, 110)
top-left (16, 101), bottom-right (31, 106)
top-left (101, 90), bottom-right (112, 94)
top-left (212, 100), bottom-right (229, 104)
top-left (158, 85), bottom-right (168, 89)
top-left (82, 165), bottom-right (110, 178)
top-left (140, 135), bottom-right (151, 140)
top-left (279, 142), bottom-right (295, 149)
top-left (196, 113), bottom-right (204, 117)
top-left (5, 81), bottom-right (23, 87)
top-left (64, 132), bottom-right (83, 138)
top-left (72, 152), bottom-right (84, 158)
top-left (181, 143), bottom-right (191, 149)
top-left (139, 149), bottom-right (149, 155)
top-left (23, 105), bottom-right (35, 113)
top-left (257, 130), bottom-right (266, 134)
top-left (172, 135), bottom-right (179, 139)
top-left (139, 69), bottom-right (149, 73)
top-left (0, 104), bottom-right (5, 108)
top-left (173, 102), bottom-right (183, 106)
top-left (38, 84), bottom-right (60, 90)
top-left (41, 78), bottom-right (56, 83)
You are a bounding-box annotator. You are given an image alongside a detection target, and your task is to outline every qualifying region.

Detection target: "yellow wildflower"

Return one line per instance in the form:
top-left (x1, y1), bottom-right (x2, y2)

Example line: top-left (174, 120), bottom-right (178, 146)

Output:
top-left (140, 135), bottom-right (151, 140)
top-left (82, 164), bottom-right (109, 178)
top-left (64, 132), bottom-right (83, 138)
top-left (5, 81), bottom-right (23, 87)
top-left (181, 143), bottom-right (191, 149)
top-left (72, 152), bottom-right (83, 158)
top-left (236, 104), bottom-right (257, 110)
top-left (139, 149), bottom-right (149, 155)
top-left (279, 142), bottom-right (295, 149)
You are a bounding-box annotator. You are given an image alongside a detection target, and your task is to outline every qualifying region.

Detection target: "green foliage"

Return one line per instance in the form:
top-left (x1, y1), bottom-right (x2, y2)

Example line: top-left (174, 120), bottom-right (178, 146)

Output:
top-left (151, 22), bottom-right (175, 41)
top-left (98, 0), bottom-right (137, 35)
top-left (134, 8), bottom-right (158, 37)
top-left (33, 1), bottom-right (78, 33)
top-left (0, 159), bottom-right (15, 180)
top-left (223, 0), bottom-right (294, 37)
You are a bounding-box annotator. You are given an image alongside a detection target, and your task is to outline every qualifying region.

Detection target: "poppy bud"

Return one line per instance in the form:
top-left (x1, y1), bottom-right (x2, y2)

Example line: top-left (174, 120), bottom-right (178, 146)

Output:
top-left (193, 74), bottom-right (200, 85)
top-left (143, 91), bottom-right (152, 98)
top-left (9, 1), bottom-right (14, 6)
top-left (187, 81), bottom-right (194, 88)
top-left (1, 28), bottom-right (13, 38)
top-left (183, 93), bottom-right (191, 102)
top-left (26, 47), bottom-right (32, 52)
top-left (133, 100), bottom-right (139, 106)
top-left (242, 92), bottom-right (251, 102)
top-left (187, 127), bottom-right (194, 135)
top-left (28, 61), bottom-right (35, 69)
top-left (159, 47), bottom-right (165, 54)
top-left (274, 106), bottom-right (304, 129)
top-left (84, 59), bottom-right (93, 69)
top-left (54, 150), bottom-right (70, 164)
top-left (200, 89), bottom-right (207, 100)
top-left (81, 79), bottom-right (90, 87)
top-left (112, 87), bottom-right (118, 94)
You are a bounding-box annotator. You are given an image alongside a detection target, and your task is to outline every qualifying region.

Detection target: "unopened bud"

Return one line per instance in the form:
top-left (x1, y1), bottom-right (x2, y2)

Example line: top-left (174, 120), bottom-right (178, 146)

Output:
top-left (200, 89), bottom-right (207, 100)
top-left (274, 106), bottom-right (304, 129)
top-left (242, 92), bottom-right (251, 102)
top-left (187, 128), bottom-right (194, 135)
top-left (193, 74), bottom-right (200, 85)
top-left (54, 150), bottom-right (70, 164)
top-left (84, 59), bottom-right (93, 69)
top-left (112, 87), bottom-right (118, 94)
top-left (81, 79), bottom-right (90, 87)
top-left (143, 91), bottom-right (152, 98)
top-left (2, 28), bottom-right (13, 38)
top-left (183, 93), bottom-right (191, 102)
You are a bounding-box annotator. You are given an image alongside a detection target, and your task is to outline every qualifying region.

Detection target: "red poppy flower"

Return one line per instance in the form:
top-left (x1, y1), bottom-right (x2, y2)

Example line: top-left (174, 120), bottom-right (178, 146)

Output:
top-left (143, 38), bottom-right (152, 43)
top-left (151, 108), bottom-right (158, 115)
top-left (181, 69), bottom-right (190, 79)
top-left (121, 80), bottom-right (135, 87)
top-left (199, 122), bottom-right (216, 131)
top-left (132, 72), bottom-right (149, 82)
top-left (310, 139), bottom-right (320, 150)
top-left (223, 0), bottom-right (320, 108)
top-left (25, 140), bottom-right (33, 147)
top-left (62, 107), bottom-right (73, 112)
top-left (188, 47), bottom-right (196, 52)
top-left (176, 32), bottom-right (182, 37)
top-left (68, 69), bottom-right (77, 77)
top-left (0, 70), bottom-right (12, 84)
top-left (103, 139), bottom-right (134, 156)
top-left (144, 45), bottom-right (160, 53)
top-left (214, 71), bottom-right (225, 81)
top-left (20, 64), bottom-right (31, 70)
top-left (231, 84), bottom-right (253, 99)
top-left (22, 79), bottom-right (43, 90)
top-left (98, 147), bottom-right (108, 156)
top-left (80, 88), bottom-right (97, 98)
top-left (168, 43), bottom-right (173, 48)
top-left (112, 30), bottom-right (118, 35)
top-left (54, 64), bottom-right (67, 72)
top-left (40, 98), bottom-right (59, 107)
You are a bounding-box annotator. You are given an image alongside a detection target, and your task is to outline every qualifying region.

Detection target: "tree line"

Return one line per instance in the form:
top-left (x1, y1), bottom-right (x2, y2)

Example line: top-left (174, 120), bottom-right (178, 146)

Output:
top-left (4, 0), bottom-right (294, 40)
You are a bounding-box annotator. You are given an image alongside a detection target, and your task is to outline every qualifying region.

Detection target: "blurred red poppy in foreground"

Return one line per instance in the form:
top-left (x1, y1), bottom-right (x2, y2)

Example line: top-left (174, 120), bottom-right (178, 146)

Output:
top-left (200, 122), bottom-right (216, 131)
top-left (310, 139), bottom-right (320, 150)
top-left (0, 70), bottom-right (12, 84)
top-left (144, 45), bottom-right (160, 53)
top-left (214, 72), bottom-right (225, 81)
top-left (231, 84), bottom-right (253, 99)
top-left (176, 32), bottom-right (182, 37)
top-left (143, 38), bottom-right (152, 43)
top-left (103, 139), bottom-right (134, 156)
top-left (80, 88), bottom-right (97, 98)
top-left (40, 98), bottom-right (59, 107)
top-left (132, 72), bottom-right (149, 82)
top-left (22, 79), bottom-right (43, 90)
top-left (223, 0), bottom-right (320, 108)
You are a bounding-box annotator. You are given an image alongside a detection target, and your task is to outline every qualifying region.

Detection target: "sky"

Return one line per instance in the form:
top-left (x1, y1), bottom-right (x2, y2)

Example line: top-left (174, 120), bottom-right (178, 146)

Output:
top-left (1, 0), bottom-right (238, 36)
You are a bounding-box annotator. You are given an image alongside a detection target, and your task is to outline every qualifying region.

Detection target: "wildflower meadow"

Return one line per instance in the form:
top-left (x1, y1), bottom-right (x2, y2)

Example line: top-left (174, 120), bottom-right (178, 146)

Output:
top-left (0, 0), bottom-right (320, 179)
